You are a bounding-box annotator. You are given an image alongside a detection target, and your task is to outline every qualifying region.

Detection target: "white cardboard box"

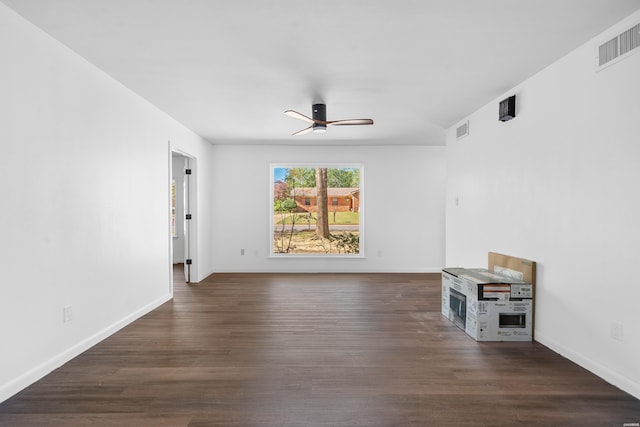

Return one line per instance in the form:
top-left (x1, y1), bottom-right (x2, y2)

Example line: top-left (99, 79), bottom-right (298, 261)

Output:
top-left (442, 268), bottom-right (534, 342)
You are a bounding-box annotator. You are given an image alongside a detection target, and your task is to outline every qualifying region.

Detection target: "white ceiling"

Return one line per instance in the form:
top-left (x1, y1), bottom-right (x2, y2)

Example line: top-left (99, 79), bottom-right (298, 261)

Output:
top-left (3, 0), bottom-right (640, 145)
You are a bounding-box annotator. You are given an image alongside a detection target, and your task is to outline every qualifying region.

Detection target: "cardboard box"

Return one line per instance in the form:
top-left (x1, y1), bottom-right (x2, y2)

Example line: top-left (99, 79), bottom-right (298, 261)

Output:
top-left (442, 267), bottom-right (534, 342)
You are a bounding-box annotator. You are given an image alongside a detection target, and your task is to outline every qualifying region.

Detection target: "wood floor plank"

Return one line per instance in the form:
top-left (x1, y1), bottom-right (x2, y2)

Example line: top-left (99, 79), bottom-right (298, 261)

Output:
top-left (1, 268), bottom-right (638, 426)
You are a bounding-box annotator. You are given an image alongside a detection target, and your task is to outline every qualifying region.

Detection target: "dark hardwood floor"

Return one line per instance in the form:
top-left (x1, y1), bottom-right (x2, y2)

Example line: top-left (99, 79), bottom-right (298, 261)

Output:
top-left (1, 267), bottom-right (638, 426)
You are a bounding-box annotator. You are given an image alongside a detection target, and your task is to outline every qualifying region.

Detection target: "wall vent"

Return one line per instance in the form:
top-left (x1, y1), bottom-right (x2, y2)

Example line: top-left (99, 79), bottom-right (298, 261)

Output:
top-left (597, 22), bottom-right (640, 69)
top-left (598, 36), bottom-right (619, 66)
top-left (456, 121), bottom-right (469, 140)
top-left (619, 23), bottom-right (640, 55)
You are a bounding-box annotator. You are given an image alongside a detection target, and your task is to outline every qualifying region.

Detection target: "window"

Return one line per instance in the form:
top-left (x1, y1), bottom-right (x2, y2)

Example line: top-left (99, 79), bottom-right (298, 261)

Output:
top-left (271, 164), bottom-right (363, 256)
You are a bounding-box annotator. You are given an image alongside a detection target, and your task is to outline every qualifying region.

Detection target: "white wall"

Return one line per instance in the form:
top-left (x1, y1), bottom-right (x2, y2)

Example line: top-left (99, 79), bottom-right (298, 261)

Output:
top-left (445, 11), bottom-right (640, 398)
top-left (211, 144), bottom-right (445, 272)
top-left (0, 4), bottom-right (214, 402)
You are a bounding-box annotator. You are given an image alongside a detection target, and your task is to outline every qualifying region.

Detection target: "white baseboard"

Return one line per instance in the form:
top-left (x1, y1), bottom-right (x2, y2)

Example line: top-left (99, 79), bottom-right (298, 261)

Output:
top-left (0, 294), bottom-right (172, 404)
top-left (535, 331), bottom-right (640, 400)
top-left (209, 267), bottom-right (443, 274)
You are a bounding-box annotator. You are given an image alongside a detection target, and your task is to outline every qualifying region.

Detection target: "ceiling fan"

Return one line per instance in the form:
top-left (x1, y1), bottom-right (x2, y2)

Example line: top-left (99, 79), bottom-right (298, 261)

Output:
top-left (284, 104), bottom-right (374, 136)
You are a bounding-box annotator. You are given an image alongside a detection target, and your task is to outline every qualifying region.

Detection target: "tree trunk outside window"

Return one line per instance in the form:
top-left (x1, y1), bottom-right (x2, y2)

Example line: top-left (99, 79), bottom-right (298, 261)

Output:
top-left (315, 168), bottom-right (330, 238)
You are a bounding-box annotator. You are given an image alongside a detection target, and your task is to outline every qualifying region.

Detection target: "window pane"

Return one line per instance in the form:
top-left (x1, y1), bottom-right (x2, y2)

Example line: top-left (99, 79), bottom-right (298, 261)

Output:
top-left (272, 165), bottom-right (362, 256)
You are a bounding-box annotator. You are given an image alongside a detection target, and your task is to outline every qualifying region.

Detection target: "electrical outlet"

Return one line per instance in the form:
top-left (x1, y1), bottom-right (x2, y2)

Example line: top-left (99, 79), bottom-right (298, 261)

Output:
top-left (240, 248), bottom-right (245, 255)
top-left (63, 305), bottom-right (73, 323)
top-left (610, 322), bottom-right (623, 342)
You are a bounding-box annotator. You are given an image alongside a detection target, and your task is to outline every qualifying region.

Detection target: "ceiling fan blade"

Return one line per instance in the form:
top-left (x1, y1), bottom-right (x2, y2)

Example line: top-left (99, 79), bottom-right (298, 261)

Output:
top-left (292, 125), bottom-right (314, 136)
top-left (285, 110), bottom-right (314, 123)
top-left (327, 119), bottom-right (374, 126)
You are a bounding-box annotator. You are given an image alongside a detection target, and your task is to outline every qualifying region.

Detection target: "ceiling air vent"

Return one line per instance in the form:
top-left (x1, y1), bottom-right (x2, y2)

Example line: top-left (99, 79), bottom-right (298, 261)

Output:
top-left (456, 121), bottom-right (469, 140)
top-left (597, 22), bottom-right (640, 69)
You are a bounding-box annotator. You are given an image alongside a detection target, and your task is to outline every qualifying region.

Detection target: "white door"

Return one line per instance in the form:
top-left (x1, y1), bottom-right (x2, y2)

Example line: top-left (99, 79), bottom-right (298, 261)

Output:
top-left (182, 156), bottom-right (192, 283)
top-left (170, 150), bottom-right (195, 284)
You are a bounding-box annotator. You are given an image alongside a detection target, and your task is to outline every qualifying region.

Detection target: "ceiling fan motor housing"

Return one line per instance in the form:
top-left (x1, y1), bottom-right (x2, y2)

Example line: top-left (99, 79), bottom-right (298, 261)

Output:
top-left (312, 103), bottom-right (327, 132)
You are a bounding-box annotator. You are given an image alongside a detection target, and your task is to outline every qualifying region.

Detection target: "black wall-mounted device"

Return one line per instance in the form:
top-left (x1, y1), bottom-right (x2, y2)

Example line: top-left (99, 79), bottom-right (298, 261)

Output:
top-left (499, 95), bottom-right (516, 122)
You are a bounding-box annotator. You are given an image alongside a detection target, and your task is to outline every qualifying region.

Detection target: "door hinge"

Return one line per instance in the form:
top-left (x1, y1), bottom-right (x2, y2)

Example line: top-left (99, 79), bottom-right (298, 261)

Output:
top-left (185, 168), bottom-right (192, 175)
top-left (186, 259), bottom-right (192, 265)
top-left (185, 214), bottom-right (192, 220)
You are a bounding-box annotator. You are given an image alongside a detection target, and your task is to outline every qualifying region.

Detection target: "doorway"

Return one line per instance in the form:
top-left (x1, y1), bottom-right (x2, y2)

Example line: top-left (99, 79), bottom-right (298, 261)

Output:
top-left (170, 148), bottom-right (196, 286)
